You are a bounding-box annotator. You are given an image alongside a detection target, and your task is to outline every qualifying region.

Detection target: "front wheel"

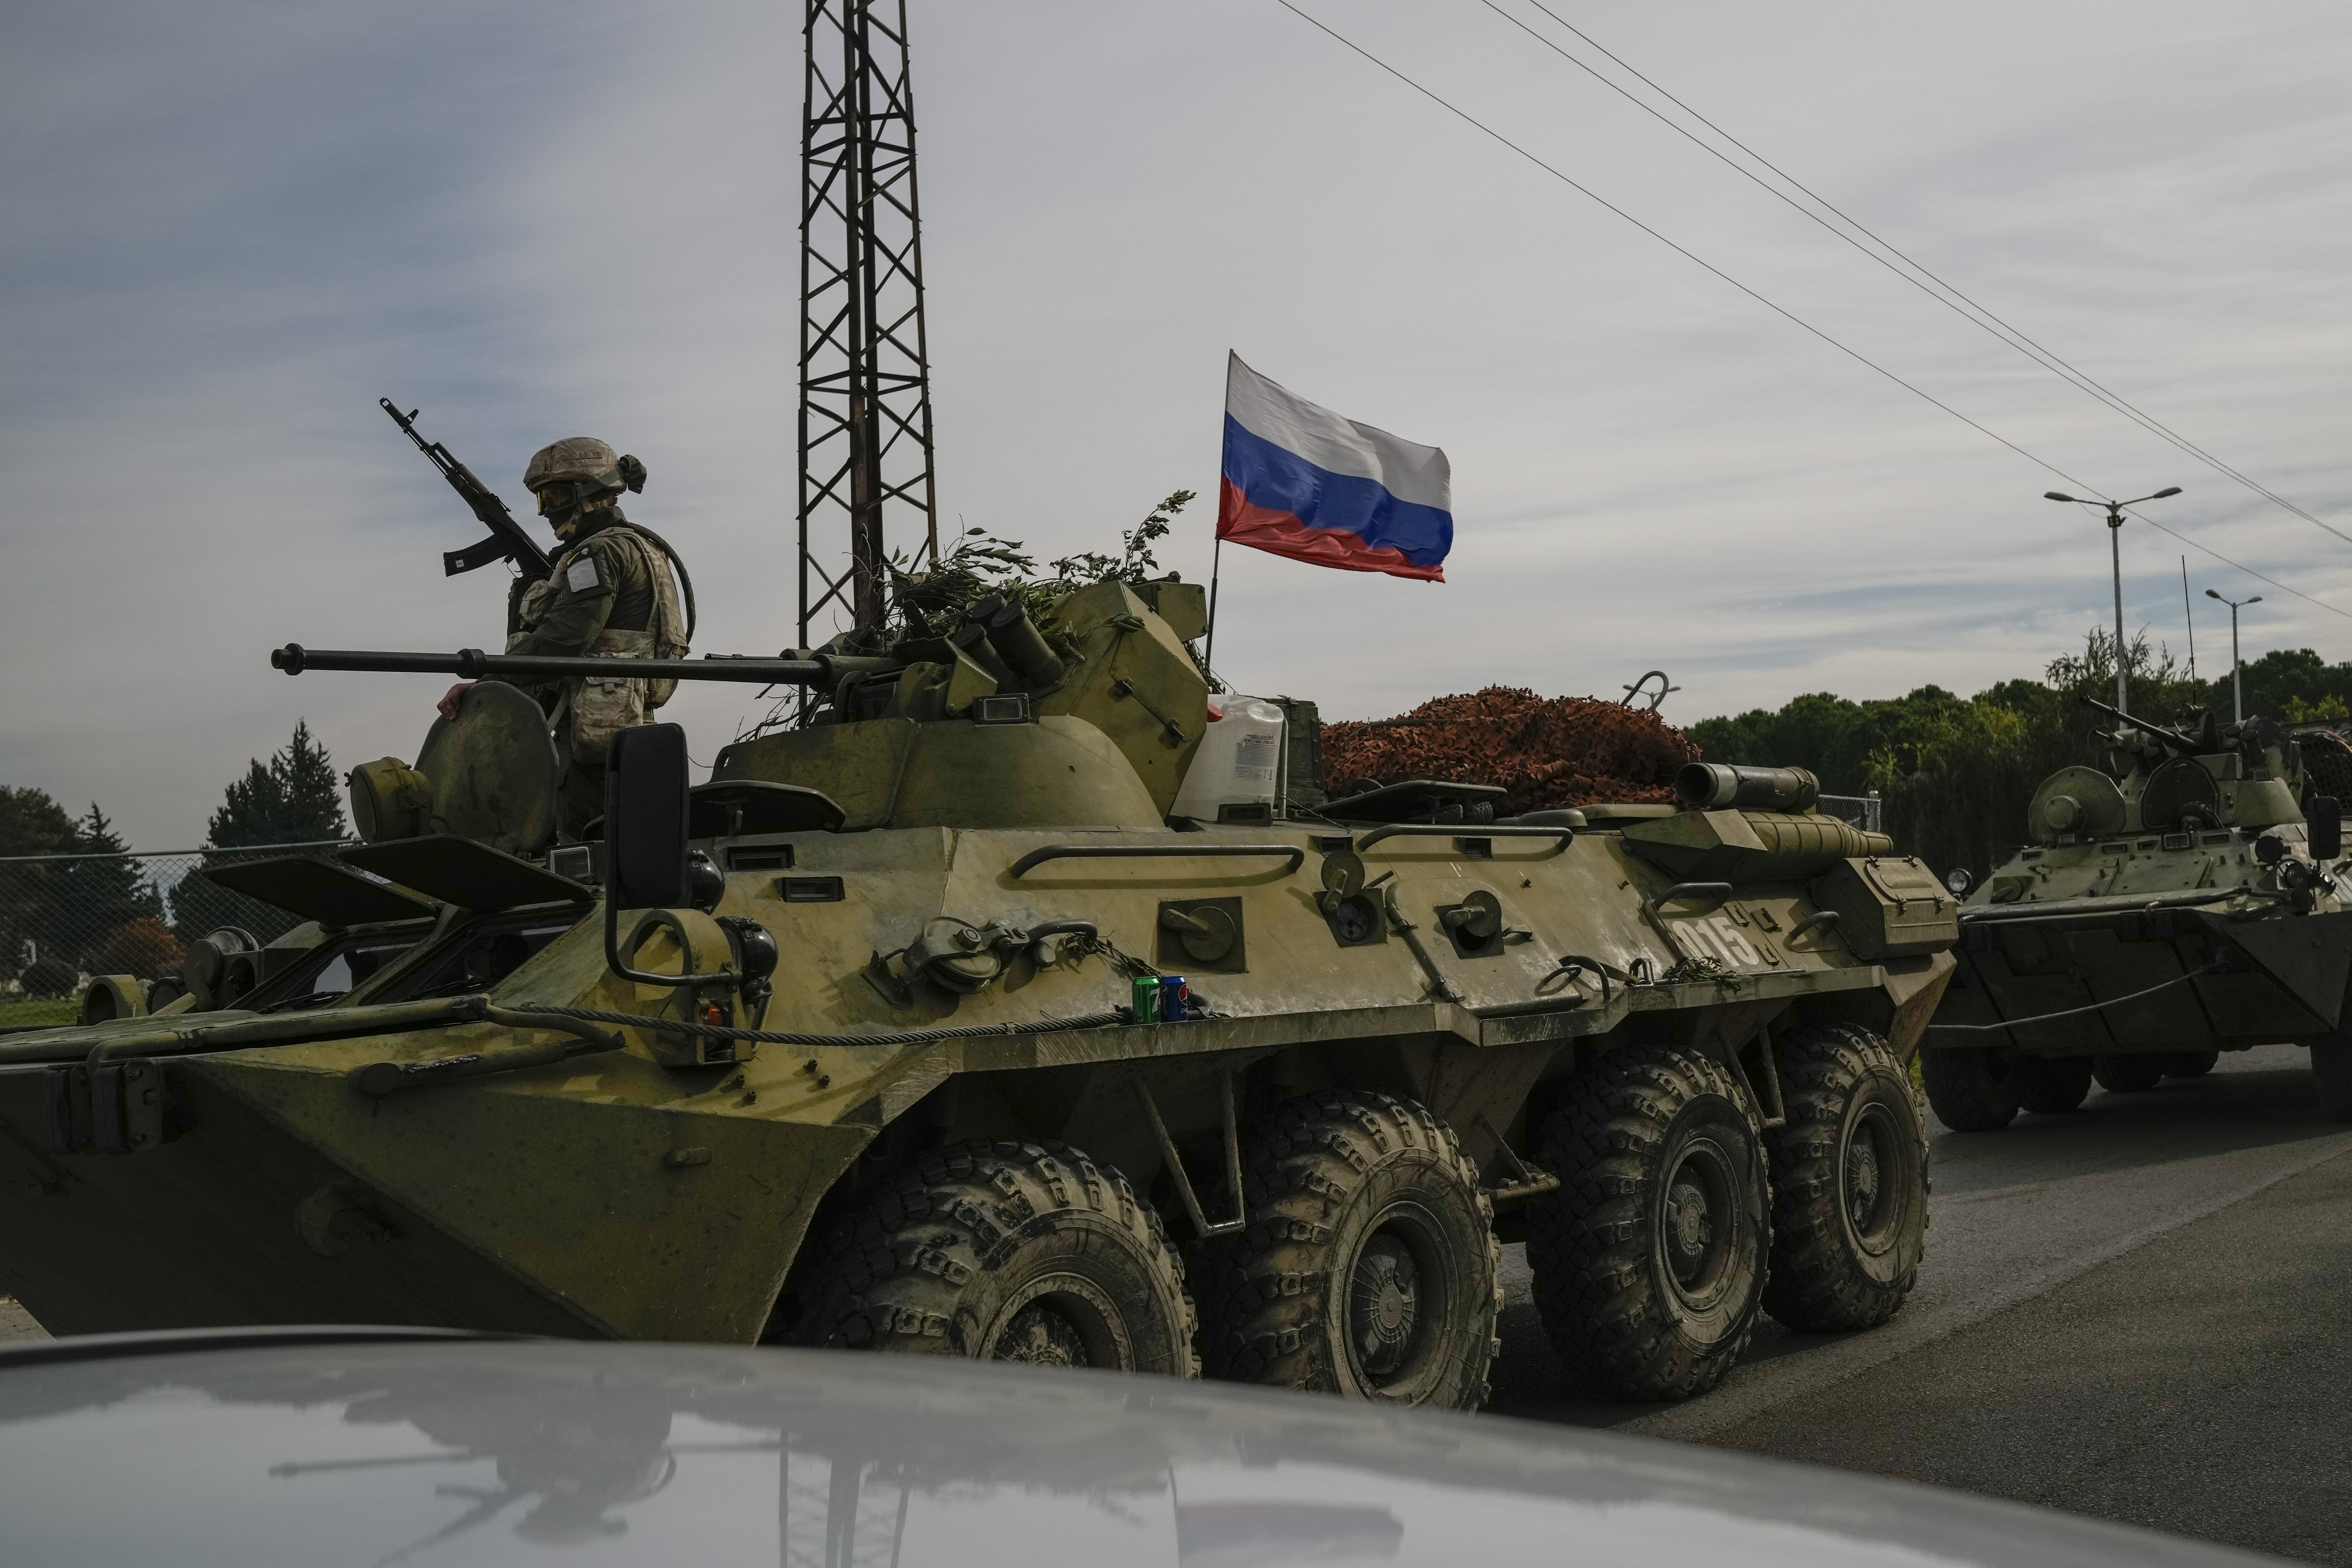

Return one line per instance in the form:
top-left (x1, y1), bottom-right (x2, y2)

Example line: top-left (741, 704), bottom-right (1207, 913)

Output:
top-left (2093, 1055), bottom-right (2167, 1094)
top-left (1764, 1025), bottom-right (1929, 1332)
top-left (1528, 1044), bottom-right (1768, 1400)
top-left (1920, 1048), bottom-right (2023, 1131)
top-left (2018, 1056), bottom-right (2095, 1114)
top-left (777, 1139), bottom-right (1199, 1377)
top-left (1197, 1090), bottom-right (1500, 1410)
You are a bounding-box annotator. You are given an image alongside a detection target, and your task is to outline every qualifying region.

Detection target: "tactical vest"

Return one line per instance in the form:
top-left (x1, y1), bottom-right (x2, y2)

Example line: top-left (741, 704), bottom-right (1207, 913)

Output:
top-left (512, 521), bottom-right (690, 762)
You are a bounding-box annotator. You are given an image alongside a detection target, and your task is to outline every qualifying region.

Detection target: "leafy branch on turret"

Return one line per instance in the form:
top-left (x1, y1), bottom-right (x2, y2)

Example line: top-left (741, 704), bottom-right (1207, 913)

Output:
top-left (881, 489), bottom-right (1196, 648)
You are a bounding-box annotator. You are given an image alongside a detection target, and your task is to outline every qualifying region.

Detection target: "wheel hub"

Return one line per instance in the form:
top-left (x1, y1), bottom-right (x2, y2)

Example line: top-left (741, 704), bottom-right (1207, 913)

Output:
top-left (989, 1301), bottom-right (1091, 1368)
top-left (1666, 1178), bottom-right (1713, 1276)
top-left (1658, 1137), bottom-right (1742, 1310)
top-left (1347, 1233), bottom-right (1421, 1378)
top-left (1846, 1137), bottom-right (1882, 1228)
top-left (1842, 1103), bottom-right (1902, 1250)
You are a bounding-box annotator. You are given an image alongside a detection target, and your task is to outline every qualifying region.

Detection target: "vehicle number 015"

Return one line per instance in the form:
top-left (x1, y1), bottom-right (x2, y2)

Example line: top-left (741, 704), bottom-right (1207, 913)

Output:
top-left (1678, 914), bottom-right (1761, 969)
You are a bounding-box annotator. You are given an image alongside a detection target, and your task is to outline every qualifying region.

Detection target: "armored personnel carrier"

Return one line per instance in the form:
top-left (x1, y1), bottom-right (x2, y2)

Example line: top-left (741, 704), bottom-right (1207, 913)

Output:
top-left (0, 580), bottom-right (1954, 1406)
top-left (1924, 698), bottom-right (2352, 1129)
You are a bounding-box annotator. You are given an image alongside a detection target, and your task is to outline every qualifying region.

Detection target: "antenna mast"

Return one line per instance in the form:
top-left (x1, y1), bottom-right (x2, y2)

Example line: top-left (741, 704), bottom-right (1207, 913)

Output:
top-left (799, 0), bottom-right (939, 643)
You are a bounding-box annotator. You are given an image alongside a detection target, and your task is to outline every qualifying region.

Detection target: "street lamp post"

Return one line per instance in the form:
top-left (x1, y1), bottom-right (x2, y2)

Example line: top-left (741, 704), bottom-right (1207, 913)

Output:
top-left (2204, 588), bottom-right (2263, 724)
top-left (2044, 487), bottom-right (2185, 712)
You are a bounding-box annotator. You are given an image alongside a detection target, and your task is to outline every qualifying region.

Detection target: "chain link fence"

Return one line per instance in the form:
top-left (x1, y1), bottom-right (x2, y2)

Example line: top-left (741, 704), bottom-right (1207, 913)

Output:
top-left (1817, 790), bottom-right (1884, 833)
top-left (0, 841), bottom-right (350, 1026)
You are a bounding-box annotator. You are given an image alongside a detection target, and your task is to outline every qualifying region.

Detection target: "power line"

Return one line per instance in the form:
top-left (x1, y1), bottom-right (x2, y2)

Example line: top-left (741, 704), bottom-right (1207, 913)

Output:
top-left (1270, 2), bottom-right (2091, 488)
top-left (1270, 1), bottom-right (2352, 620)
top-left (2125, 506), bottom-right (2352, 621)
top-left (1495, 0), bottom-right (2352, 553)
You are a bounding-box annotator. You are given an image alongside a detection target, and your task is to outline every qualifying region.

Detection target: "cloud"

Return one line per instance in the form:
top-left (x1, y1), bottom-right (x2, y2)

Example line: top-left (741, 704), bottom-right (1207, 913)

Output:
top-left (4, 0), bottom-right (2351, 848)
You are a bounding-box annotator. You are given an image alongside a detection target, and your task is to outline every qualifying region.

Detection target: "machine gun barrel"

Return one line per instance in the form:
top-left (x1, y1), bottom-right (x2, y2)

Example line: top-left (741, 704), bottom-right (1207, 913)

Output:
top-left (2076, 693), bottom-right (2201, 751)
top-left (271, 644), bottom-right (829, 686)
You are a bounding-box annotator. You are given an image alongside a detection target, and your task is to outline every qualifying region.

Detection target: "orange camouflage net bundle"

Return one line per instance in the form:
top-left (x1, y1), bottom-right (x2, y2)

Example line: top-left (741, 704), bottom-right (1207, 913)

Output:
top-left (1320, 686), bottom-right (1700, 813)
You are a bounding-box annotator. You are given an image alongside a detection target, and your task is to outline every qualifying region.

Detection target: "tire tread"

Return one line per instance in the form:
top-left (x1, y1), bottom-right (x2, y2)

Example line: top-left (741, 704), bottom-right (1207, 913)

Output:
top-left (783, 1138), bottom-right (1199, 1376)
top-left (1526, 1044), bottom-right (1765, 1401)
top-left (1198, 1089), bottom-right (1499, 1407)
top-left (1763, 1024), bottom-right (1929, 1332)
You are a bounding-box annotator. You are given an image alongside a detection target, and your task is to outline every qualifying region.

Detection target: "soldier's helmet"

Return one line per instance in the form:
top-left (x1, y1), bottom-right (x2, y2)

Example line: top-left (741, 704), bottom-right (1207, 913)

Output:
top-left (524, 437), bottom-right (645, 498)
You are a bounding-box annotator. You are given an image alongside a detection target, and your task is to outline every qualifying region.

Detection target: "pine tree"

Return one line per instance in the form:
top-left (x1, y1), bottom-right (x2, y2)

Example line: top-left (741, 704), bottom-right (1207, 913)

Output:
top-left (0, 787), bottom-right (77, 985)
top-left (276, 720), bottom-right (346, 840)
top-left (206, 720), bottom-right (347, 848)
top-left (0, 787), bottom-right (76, 859)
top-left (61, 803), bottom-right (161, 925)
top-left (178, 721), bottom-right (349, 945)
top-left (45, 804), bottom-right (171, 977)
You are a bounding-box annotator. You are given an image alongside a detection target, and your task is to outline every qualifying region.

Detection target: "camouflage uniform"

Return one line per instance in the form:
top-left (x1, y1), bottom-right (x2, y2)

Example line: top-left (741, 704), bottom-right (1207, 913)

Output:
top-left (488, 439), bottom-right (691, 838)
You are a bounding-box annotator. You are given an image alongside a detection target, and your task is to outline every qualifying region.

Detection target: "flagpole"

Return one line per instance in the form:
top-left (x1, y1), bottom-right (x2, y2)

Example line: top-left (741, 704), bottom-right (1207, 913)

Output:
top-left (1203, 535), bottom-right (1225, 691)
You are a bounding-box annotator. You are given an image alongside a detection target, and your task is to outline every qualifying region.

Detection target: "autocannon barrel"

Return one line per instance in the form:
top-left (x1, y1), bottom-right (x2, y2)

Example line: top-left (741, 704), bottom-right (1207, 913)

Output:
top-left (270, 644), bottom-right (830, 686)
top-left (2076, 693), bottom-right (2202, 752)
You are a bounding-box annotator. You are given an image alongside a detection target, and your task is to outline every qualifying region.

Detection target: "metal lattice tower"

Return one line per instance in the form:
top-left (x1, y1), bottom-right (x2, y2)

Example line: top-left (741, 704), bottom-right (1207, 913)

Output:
top-left (779, 1449), bottom-right (909, 1568)
top-left (799, 0), bottom-right (939, 643)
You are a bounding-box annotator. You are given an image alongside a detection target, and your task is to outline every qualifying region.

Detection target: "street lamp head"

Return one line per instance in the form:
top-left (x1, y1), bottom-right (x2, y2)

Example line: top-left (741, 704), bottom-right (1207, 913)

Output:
top-left (2044, 491), bottom-right (2083, 503)
top-left (2248, 595), bottom-right (2263, 605)
top-left (2153, 487), bottom-right (2183, 499)
top-left (2206, 588), bottom-right (2223, 601)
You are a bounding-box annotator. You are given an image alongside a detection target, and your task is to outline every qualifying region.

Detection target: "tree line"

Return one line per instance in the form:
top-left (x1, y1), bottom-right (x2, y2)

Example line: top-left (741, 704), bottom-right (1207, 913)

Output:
top-left (1686, 637), bottom-right (2352, 886)
top-left (2, 722), bottom-right (347, 995)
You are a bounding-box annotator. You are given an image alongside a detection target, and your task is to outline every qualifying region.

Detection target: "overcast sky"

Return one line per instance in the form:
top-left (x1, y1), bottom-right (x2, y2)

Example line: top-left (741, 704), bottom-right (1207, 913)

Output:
top-left (6, 1), bottom-right (2350, 849)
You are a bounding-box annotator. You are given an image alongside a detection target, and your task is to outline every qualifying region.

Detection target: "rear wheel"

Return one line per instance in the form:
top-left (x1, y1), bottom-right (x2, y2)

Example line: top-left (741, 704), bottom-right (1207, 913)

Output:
top-left (2017, 1056), bottom-right (2095, 1114)
top-left (1528, 1044), bottom-right (1768, 1400)
top-left (1197, 1090), bottom-right (1499, 1410)
top-left (1920, 1049), bottom-right (2023, 1131)
top-left (777, 1139), bottom-right (1198, 1377)
top-left (2160, 1051), bottom-right (2220, 1078)
top-left (2093, 1056), bottom-right (2167, 1093)
top-left (1763, 1025), bottom-right (1929, 1332)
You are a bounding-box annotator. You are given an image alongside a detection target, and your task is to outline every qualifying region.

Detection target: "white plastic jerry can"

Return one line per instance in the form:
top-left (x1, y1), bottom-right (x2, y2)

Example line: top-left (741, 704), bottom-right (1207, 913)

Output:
top-left (1172, 697), bottom-right (1287, 822)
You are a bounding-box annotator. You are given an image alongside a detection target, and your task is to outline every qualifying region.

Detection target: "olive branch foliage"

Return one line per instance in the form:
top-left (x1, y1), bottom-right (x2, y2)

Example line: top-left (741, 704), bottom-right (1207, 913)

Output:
top-left (735, 490), bottom-right (1198, 742)
top-left (882, 488), bottom-right (1195, 645)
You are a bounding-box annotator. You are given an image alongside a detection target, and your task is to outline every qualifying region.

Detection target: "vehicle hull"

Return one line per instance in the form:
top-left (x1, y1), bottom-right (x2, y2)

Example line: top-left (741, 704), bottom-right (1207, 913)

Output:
top-left (1934, 904), bottom-right (2352, 1056)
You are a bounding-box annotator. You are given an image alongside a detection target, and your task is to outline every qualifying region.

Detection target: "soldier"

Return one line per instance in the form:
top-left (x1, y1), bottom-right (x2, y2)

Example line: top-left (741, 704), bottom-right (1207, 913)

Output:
top-left (437, 437), bottom-right (695, 838)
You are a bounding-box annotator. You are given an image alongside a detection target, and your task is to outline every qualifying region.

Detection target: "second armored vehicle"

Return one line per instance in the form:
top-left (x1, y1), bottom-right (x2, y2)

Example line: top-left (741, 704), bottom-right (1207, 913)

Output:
top-left (1924, 698), bottom-right (2352, 1129)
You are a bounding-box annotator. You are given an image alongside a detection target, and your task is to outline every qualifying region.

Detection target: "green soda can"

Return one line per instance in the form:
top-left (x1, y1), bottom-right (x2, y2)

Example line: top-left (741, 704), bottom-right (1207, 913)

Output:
top-left (1131, 975), bottom-right (1163, 1023)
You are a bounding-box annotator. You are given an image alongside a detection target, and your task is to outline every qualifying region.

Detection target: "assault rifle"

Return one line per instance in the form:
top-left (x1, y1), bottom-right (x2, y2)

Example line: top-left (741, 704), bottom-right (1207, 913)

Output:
top-left (380, 398), bottom-right (551, 583)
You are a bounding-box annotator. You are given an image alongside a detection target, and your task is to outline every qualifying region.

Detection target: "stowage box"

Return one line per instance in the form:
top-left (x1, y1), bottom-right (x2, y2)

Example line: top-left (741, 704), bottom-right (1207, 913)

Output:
top-left (1809, 856), bottom-right (1958, 960)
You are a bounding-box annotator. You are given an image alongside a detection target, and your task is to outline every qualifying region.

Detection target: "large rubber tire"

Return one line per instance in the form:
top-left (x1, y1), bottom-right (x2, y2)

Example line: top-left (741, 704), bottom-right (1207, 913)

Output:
top-left (2017, 1055), bottom-right (2095, 1114)
top-left (1197, 1089), bottom-right (1499, 1409)
top-left (779, 1139), bottom-right (1199, 1376)
top-left (1527, 1044), bottom-right (1769, 1400)
top-left (2093, 1055), bottom-right (2167, 1093)
top-left (1919, 1048), bottom-right (2023, 1131)
top-left (2160, 1051), bottom-right (2221, 1079)
top-left (2315, 1038), bottom-right (2352, 1121)
top-left (1763, 1025), bottom-right (1929, 1332)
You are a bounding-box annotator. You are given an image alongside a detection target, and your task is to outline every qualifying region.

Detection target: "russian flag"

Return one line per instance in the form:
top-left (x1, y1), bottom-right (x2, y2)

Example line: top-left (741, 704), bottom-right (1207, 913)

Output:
top-left (1217, 352), bottom-right (1453, 583)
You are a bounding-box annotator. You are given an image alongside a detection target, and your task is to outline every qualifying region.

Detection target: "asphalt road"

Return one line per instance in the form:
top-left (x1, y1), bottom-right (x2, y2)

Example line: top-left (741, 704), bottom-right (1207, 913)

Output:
top-left (1492, 1042), bottom-right (2352, 1565)
top-left (4, 1044), bottom-right (2346, 1561)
